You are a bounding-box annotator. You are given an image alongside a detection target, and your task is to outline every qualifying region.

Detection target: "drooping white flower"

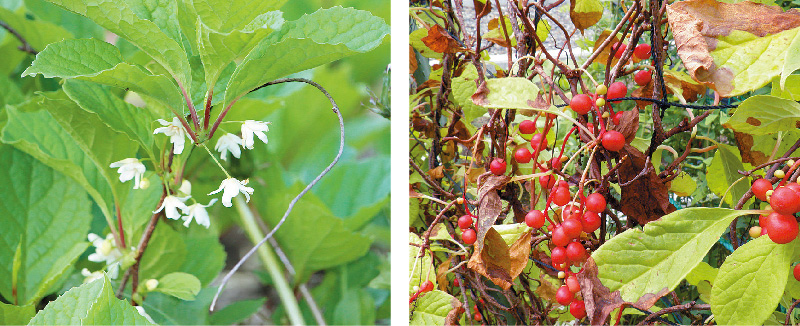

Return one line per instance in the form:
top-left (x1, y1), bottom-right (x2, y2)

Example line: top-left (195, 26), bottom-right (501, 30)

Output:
top-left (240, 120), bottom-right (270, 149)
top-left (154, 195), bottom-right (189, 221)
top-left (87, 233), bottom-right (123, 279)
top-left (208, 178), bottom-right (254, 207)
top-left (178, 180), bottom-right (192, 196)
top-left (81, 268), bottom-right (104, 284)
top-left (135, 306), bottom-right (156, 324)
top-left (215, 133), bottom-right (243, 161)
top-left (181, 199), bottom-right (217, 228)
top-left (153, 117), bottom-right (188, 154)
top-left (109, 158), bottom-right (146, 189)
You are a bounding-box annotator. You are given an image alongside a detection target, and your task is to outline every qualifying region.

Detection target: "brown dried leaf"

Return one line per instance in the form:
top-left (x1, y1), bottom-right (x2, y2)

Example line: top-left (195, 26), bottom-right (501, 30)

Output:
top-left (631, 82), bottom-right (655, 110)
top-left (475, 174), bottom-right (510, 250)
top-left (422, 25), bottom-right (465, 54)
top-left (411, 111), bottom-right (437, 138)
top-left (468, 228), bottom-right (513, 289)
top-left (474, 0), bottom-right (492, 19)
top-left (617, 145), bottom-right (676, 224)
top-left (508, 232), bottom-right (532, 280)
top-left (471, 81), bottom-right (490, 106)
top-left (410, 45), bottom-right (418, 74)
top-left (436, 256), bottom-right (453, 291)
top-left (611, 108), bottom-right (640, 143)
top-left (444, 297), bottom-right (464, 326)
top-left (570, 0), bottom-right (603, 32)
top-left (427, 166), bottom-right (445, 179)
top-left (734, 131), bottom-right (767, 165)
top-left (535, 274), bottom-right (559, 302)
top-left (591, 30), bottom-right (621, 66)
top-left (663, 70), bottom-right (705, 102)
top-left (667, 0), bottom-right (800, 96)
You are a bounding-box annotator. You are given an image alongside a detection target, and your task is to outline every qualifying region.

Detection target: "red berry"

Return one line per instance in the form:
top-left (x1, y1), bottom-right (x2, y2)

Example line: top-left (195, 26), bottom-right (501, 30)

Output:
top-left (794, 264), bottom-right (800, 282)
top-left (551, 246), bottom-right (567, 265)
top-left (786, 182), bottom-right (800, 196)
top-left (531, 133), bottom-right (548, 151)
top-left (562, 204), bottom-right (582, 220)
top-left (550, 157), bottom-right (563, 170)
top-left (490, 158), bottom-right (506, 176)
top-left (765, 212), bottom-right (799, 244)
top-left (558, 180), bottom-right (569, 189)
top-left (570, 300), bottom-right (587, 319)
top-left (601, 131), bottom-right (625, 152)
top-left (585, 193), bottom-right (606, 213)
top-left (474, 312), bottom-right (482, 322)
top-left (556, 285), bottom-right (573, 305)
top-left (752, 178), bottom-right (773, 201)
top-left (462, 228), bottom-right (477, 244)
top-left (562, 218), bottom-right (583, 240)
top-left (551, 186), bottom-right (571, 207)
top-left (519, 120), bottom-right (536, 134)
top-left (552, 226), bottom-right (570, 247)
top-left (586, 122), bottom-right (595, 133)
top-left (420, 280), bottom-right (434, 292)
top-left (771, 186), bottom-right (800, 215)
top-left (525, 210), bottom-right (546, 228)
top-left (566, 241), bottom-right (587, 262)
top-left (566, 275), bottom-right (580, 293)
top-left (458, 215), bottom-right (473, 229)
top-left (612, 111), bottom-right (623, 125)
top-left (613, 42), bottom-right (627, 59)
top-left (633, 43), bottom-right (651, 60)
top-left (539, 175), bottom-right (557, 189)
top-left (607, 82), bottom-right (627, 103)
top-left (634, 70), bottom-right (652, 86)
top-left (514, 147), bottom-right (532, 163)
top-left (570, 94), bottom-right (593, 115)
top-left (582, 211), bottom-right (601, 233)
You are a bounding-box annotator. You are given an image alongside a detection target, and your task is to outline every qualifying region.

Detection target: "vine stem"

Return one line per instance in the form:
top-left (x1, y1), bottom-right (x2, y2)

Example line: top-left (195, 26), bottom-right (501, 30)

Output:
top-left (231, 196), bottom-right (304, 325)
top-left (210, 78), bottom-right (345, 314)
top-left (116, 189), bottom-right (167, 299)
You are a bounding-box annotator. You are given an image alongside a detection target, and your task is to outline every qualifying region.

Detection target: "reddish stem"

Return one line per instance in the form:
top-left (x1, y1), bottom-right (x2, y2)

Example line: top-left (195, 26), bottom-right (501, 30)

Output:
top-left (204, 89), bottom-right (213, 130)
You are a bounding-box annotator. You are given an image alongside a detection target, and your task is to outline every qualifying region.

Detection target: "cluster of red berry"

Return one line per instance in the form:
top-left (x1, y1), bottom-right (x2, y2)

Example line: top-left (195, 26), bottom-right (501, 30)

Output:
top-left (750, 177), bottom-right (800, 244)
top-left (570, 82), bottom-right (628, 153)
top-left (614, 42), bottom-right (652, 87)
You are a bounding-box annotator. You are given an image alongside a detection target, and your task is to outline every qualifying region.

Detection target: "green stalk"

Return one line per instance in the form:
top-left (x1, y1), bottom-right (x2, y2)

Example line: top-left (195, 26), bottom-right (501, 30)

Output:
top-left (233, 196), bottom-right (305, 325)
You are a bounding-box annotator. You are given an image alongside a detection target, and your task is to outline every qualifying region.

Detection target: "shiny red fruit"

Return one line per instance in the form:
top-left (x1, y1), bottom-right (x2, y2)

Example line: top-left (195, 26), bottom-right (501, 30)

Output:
top-left (794, 264), bottom-right (800, 282)
top-left (514, 147), bottom-right (532, 163)
top-left (612, 111), bottom-right (623, 125)
top-left (519, 120), bottom-right (536, 134)
top-left (540, 175), bottom-right (557, 189)
top-left (585, 193), bottom-right (607, 213)
top-left (420, 280), bottom-right (434, 292)
top-left (550, 157), bottom-right (563, 170)
top-left (490, 158), bottom-right (506, 176)
top-left (570, 300), bottom-right (587, 319)
top-left (551, 246), bottom-right (567, 265)
top-left (786, 182), bottom-right (800, 196)
top-left (458, 215), bottom-right (473, 229)
top-left (462, 228), bottom-right (477, 244)
top-left (551, 186), bottom-right (571, 207)
top-left (607, 82), bottom-right (627, 103)
top-left (525, 210), bottom-right (546, 228)
top-left (613, 42), bottom-right (627, 59)
top-left (562, 204), bottom-right (582, 220)
top-left (531, 133), bottom-right (548, 151)
top-left (566, 275), bottom-right (580, 293)
top-left (602, 131), bottom-right (625, 152)
top-left (570, 94), bottom-right (593, 115)
top-left (634, 70), bottom-right (652, 86)
top-left (552, 226), bottom-right (570, 247)
top-left (556, 285), bottom-right (574, 305)
top-left (751, 178), bottom-right (772, 201)
top-left (582, 211), bottom-right (601, 233)
top-left (771, 187), bottom-right (800, 215)
top-left (562, 218), bottom-right (583, 240)
top-left (566, 241), bottom-right (587, 262)
top-left (765, 212), bottom-right (799, 244)
top-left (634, 43), bottom-right (651, 60)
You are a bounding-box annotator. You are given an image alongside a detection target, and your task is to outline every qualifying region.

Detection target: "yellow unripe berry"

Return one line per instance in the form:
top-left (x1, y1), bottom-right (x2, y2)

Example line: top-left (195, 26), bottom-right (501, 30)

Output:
top-left (596, 98), bottom-right (606, 107)
top-left (775, 170), bottom-right (786, 178)
top-left (602, 112), bottom-right (611, 118)
top-left (558, 271), bottom-right (566, 279)
top-left (788, 159), bottom-right (796, 167)
top-left (749, 226), bottom-right (762, 238)
top-left (596, 84), bottom-right (608, 96)
top-left (456, 197), bottom-right (464, 205)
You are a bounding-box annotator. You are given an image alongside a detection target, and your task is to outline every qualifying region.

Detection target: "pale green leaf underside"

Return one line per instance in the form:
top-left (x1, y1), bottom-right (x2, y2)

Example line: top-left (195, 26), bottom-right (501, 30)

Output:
top-left (0, 302), bottom-right (35, 325)
top-left (193, 0), bottom-right (285, 33)
top-left (223, 6), bottom-right (389, 107)
top-left (711, 236), bottom-right (795, 325)
top-left (593, 208), bottom-right (751, 302)
top-left (29, 276), bottom-right (154, 325)
top-left (707, 143), bottom-right (750, 207)
top-left (409, 290), bottom-right (457, 326)
top-left (725, 95), bottom-right (800, 135)
top-left (43, 0), bottom-right (191, 88)
top-left (475, 77), bottom-right (541, 109)
top-left (0, 146), bottom-right (91, 305)
top-left (154, 272), bottom-right (201, 301)
top-left (781, 28), bottom-right (800, 88)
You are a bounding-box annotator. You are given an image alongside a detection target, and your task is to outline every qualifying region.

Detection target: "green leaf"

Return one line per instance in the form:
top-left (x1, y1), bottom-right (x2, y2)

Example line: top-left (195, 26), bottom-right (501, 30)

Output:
top-left (125, 0), bottom-right (183, 46)
top-left (781, 28), bottom-right (800, 88)
top-left (773, 74), bottom-right (800, 100)
top-left (474, 77), bottom-right (541, 110)
top-left (409, 290), bottom-right (459, 325)
top-left (29, 275), bottom-right (154, 325)
top-left (138, 225), bottom-right (187, 281)
top-left (685, 261), bottom-right (718, 286)
top-left (332, 288), bottom-right (375, 325)
top-left (725, 95), bottom-right (800, 135)
top-left (42, 0), bottom-right (191, 87)
top-left (154, 272), bottom-right (201, 301)
top-left (593, 208), bottom-right (752, 302)
top-left (22, 38), bottom-right (123, 78)
top-left (670, 172), bottom-right (697, 197)
top-left (223, 6), bottom-right (388, 107)
top-left (312, 157), bottom-right (390, 219)
top-left (0, 146), bottom-right (93, 306)
top-left (450, 64), bottom-right (486, 124)
top-left (193, 0), bottom-right (285, 33)
top-left (409, 233), bottom-right (436, 294)
top-left (207, 298), bottom-right (264, 325)
top-left (707, 143), bottom-right (751, 207)
top-left (0, 6), bottom-right (72, 51)
top-left (63, 79), bottom-right (156, 155)
top-left (711, 236), bottom-right (796, 325)
top-left (178, 234), bottom-right (226, 287)
top-left (0, 302), bottom-right (35, 325)
top-left (1, 97), bottom-right (117, 223)
top-left (140, 288), bottom-right (214, 325)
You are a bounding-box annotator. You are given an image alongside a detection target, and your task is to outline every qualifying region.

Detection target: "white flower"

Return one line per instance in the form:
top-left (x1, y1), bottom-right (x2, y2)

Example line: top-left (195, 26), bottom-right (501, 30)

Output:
top-left (153, 117), bottom-right (188, 154)
top-left (87, 233), bottom-right (123, 279)
top-left (154, 195), bottom-right (189, 220)
top-left (181, 199), bottom-right (217, 228)
top-left (240, 120), bottom-right (270, 149)
top-left (208, 178), bottom-right (254, 207)
top-left (178, 180), bottom-right (192, 196)
top-left (135, 306), bottom-right (156, 324)
top-left (109, 158), bottom-right (146, 189)
top-left (215, 133), bottom-right (243, 161)
top-left (81, 268), bottom-right (104, 284)
top-left (144, 279), bottom-right (159, 291)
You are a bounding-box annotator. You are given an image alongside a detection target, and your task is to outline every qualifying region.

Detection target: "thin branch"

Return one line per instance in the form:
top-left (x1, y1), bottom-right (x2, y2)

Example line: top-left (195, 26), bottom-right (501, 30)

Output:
top-left (0, 20), bottom-right (37, 55)
top-left (786, 299), bottom-right (800, 326)
top-left (211, 78), bottom-right (345, 311)
top-left (116, 189), bottom-right (167, 299)
top-left (636, 302), bottom-right (710, 326)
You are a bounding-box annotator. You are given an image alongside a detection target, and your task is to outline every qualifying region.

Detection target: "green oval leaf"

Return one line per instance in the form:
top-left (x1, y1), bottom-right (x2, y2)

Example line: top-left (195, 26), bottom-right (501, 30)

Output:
top-left (154, 272), bottom-right (201, 301)
top-left (725, 95), bottom-right (800, 135)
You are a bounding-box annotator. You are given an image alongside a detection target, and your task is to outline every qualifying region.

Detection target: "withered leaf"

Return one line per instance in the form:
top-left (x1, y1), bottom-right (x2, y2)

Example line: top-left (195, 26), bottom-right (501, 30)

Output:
top-left (410, 45), bottom-right (418, 74)
top-left (734, 131), bottom-right (767, 165)
top-left (534, 274), bottom-right (559, 303)
top-left (444, 297), bottom-right (464, 326)
top-left (475, 174), bottom-right (510, 251)
top-left (617, 145), bottom-right (676, 224)
top-left (591, 30), bottom-right (621, 66)
top-left (471, 80), bottom-right (490, 107)
top-left (631, 81), bottom-right (655, 110)
top-left (474, 0), bottom-right (493, 19)
top-left (422, 25), bottom-right (465, 54)
top-left (427, 166), bottom-right (445, 179)
top-left (570, 0), bottom-right (603, 32)
top-left (468, 228), bottom-right (514, 289)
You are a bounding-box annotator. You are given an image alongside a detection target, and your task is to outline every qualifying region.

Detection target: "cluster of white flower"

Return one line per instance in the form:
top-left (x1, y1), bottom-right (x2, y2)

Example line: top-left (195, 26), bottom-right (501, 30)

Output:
top-left (214, 120), bottom-right (270, 160)
top-left (152, 180), bottom-right (218, 228)
top-left (82, 233), bottom-right (125, 282)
